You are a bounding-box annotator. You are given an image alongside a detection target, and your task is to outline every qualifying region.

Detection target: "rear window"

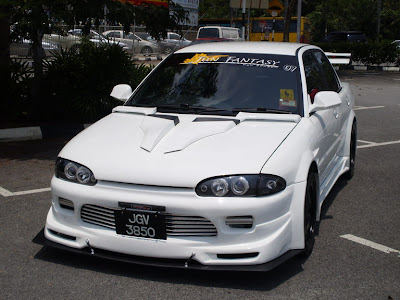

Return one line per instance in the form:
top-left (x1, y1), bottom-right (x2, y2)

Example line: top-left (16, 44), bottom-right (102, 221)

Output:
top-left (198, 28), bottom-right (219, 38)
top-left (126, 52), bottom-right (303, 116)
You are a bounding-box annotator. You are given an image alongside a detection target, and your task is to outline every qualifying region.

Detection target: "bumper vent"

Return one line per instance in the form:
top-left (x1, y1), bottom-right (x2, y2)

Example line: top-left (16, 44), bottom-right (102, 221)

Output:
top-left (80, 205), bottom-right (217, 237)
top-left (59, 198), bottom-right (74, 210)
top-left (225, 216), bottom-right (253, 228)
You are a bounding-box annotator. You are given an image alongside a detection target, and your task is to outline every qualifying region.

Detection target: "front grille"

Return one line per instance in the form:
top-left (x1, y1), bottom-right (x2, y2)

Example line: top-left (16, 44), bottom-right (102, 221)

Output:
top-left (80, 204), bottom-right (217, 237)
top-left (81, 204), bottom-right (116, 230)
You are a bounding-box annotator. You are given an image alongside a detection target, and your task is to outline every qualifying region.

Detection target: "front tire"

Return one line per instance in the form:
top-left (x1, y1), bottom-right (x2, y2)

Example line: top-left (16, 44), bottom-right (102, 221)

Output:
top-left (164, 46), bottom-right (173, 55)
top-left (302, 171), bottom-right (317, 257)
top-left (141, 46), bottom-right (153, 56)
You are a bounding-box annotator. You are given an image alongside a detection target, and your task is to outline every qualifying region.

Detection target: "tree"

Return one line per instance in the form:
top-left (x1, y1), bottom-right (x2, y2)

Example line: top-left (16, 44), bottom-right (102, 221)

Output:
top-left (3, 0), bottom-right (186, 121)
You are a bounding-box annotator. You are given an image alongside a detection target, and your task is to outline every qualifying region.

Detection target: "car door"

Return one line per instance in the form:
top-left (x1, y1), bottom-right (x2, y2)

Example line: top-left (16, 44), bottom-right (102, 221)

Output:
top-left (303, 50), bottom-right (341, 184)
top-left (313, 50), bottom-right (351, 145)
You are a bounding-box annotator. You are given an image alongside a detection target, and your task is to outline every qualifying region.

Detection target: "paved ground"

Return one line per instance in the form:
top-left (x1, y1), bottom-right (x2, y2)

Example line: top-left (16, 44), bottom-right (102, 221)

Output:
top-left (0, 71), bottom-right (399, 299)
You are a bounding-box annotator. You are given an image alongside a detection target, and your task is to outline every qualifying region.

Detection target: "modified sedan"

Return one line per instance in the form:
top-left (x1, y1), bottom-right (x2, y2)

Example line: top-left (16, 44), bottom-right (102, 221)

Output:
top-left (44, 42), bottom-right (356, 271)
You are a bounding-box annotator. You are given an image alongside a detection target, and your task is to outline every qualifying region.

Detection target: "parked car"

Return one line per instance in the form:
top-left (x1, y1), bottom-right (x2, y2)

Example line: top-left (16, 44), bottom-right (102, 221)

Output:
top-left (102, 30), bottom-right (159, 55)
top-left (44, 29), bottom-right (128, 52)
top-left (320, 31), bottom-right (368, 43)
top-left (10, 37), bottom-right (59, 58)
top-left (189, 38), bottom-right (235, 46)
top-left (164, 32), bottom-right (192, 48)
top-left (197, 26), bottom-right (243, 40)
top-left (44, 42), bottom-right (356, 271)
top-left (134, 32), bottom-right (179, 55)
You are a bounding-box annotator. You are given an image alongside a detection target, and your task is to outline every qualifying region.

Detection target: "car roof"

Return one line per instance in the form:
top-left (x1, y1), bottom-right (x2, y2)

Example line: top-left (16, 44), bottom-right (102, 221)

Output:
top-left (177, 41), bottom-right (313, 56)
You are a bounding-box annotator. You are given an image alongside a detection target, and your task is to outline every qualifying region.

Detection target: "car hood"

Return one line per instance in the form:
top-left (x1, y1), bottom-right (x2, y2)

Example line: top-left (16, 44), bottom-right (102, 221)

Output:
top-left (59, 106), bottom-right (301, 188)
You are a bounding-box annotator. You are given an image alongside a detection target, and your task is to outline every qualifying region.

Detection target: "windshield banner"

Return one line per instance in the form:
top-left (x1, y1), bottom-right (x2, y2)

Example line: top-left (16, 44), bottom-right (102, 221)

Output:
top-left (182, 53), bottom-right (280, 68)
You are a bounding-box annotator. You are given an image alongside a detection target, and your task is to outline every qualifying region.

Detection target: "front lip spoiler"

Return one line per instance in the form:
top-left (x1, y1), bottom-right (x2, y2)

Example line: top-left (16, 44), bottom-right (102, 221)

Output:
top-left (35, 230), bottom-right (303, 272)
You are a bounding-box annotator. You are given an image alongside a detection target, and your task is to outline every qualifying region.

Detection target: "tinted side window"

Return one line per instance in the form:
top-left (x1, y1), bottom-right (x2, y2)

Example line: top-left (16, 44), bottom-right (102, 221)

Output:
top-left (313, 51), bottom-right (340, 92)
top-left (169, 33), bottom-right (180, 40)
top-left (303, 51), bottom-right (324, 94)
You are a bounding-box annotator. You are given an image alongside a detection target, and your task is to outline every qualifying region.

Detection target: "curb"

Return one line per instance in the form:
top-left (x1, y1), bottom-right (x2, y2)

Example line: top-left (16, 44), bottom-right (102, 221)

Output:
top-left (335, 65), bottom-right (400, 72)
top-left (0, 124), bottom-right (90, 143)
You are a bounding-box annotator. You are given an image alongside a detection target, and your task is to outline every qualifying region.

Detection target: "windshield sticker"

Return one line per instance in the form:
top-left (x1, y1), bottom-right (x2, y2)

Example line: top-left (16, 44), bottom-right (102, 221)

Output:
top-left (182, 53), bottom-right (229, 65)
top-left (181, 54), bottom-right (280, 68)
top-left (283, 65), bottom-right (298, 72)
top-left (279, 89), bottom-right (297, 107)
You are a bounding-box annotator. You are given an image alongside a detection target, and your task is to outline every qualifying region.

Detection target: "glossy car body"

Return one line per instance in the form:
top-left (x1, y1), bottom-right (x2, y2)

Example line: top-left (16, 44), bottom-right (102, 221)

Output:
top-left (44, 42), bottom-right (356, 271)
top-left (44, 29), bottom-right (128, 51)
top-left (135, 32), bottom-right (180, 55)
top-left (10, 38), bottom-right (59, 57)
top-left (102, 30), bottom-right (161, 55)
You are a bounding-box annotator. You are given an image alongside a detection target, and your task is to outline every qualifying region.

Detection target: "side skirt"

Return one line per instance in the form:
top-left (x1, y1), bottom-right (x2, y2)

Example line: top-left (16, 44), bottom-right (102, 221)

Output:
top-left (316, 156), bottom-right (349, 221)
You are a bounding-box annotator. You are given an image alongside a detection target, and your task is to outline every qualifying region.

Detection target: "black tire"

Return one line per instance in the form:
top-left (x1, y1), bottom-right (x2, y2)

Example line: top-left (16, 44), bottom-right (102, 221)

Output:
top-left (141, 46), bottom-right (153, 56)
top-left (302, 171), bottom-right (317, 257)
top-left (164, 46), bottom-right (173, 55)
top-left (344, 120), bottom-right (357, 180)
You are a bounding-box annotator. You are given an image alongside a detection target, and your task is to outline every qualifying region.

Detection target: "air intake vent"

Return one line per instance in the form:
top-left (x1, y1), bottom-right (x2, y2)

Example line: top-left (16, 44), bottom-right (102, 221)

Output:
top-left (80, 205), bottom-right (218, 237)
top-left (81, 204), bottom-right (116, 230)
top-left (225, 216), bottom-right (253, 228)
top-left (59, 198), bottom-right (74, 210)
top-left (165, 214), bottom-right (217, 236)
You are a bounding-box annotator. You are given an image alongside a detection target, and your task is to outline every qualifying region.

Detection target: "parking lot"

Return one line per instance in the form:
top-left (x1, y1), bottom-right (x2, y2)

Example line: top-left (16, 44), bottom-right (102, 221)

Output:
top-left (0, 70), bottom-right (399, 299)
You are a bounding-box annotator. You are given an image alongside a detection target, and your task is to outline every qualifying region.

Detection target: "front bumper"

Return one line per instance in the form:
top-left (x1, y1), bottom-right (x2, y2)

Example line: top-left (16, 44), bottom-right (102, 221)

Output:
top-left (45, 176), bottom-right (307, 270)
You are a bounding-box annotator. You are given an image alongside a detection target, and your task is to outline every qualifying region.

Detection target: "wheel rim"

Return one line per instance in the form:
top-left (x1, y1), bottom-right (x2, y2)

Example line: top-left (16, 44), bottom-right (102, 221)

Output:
top-left (304, 174), bottom-right (316, 253)
top-left (164, 47), bottom-right (172, 55)
top-left (142, 47), bottom-right (152, 55)
top-left (350, 125), bottom-right (356, 169)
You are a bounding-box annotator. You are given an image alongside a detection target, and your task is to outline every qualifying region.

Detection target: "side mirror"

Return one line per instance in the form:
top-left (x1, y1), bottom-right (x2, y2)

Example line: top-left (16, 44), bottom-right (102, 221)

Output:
top-left (309, 91), bottom-right (342, 113)
top-left (110, 84), bottom-right (133, 102)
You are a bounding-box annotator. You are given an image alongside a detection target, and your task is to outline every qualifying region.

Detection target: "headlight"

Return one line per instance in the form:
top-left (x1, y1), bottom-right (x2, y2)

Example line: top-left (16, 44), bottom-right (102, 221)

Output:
top-left (196, 174), bottom-right (286, 197)
top-left (55, 158), bottom-right (97, 186)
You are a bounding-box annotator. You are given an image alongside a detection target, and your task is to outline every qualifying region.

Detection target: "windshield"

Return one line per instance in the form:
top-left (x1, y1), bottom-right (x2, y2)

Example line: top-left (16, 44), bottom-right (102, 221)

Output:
top-left (126, 52), bottom-right (303, 116)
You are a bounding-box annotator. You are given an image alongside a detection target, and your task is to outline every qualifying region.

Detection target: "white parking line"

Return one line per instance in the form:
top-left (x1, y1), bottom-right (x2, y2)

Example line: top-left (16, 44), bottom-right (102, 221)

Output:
top-left (0, 186), bottom-right (51, 197)
top-left (357, 140), bottom-right (400, 149)
top-left (341, 234), bottom-right (400, 256)
top-left (354, 106), bottom-right (385, 111)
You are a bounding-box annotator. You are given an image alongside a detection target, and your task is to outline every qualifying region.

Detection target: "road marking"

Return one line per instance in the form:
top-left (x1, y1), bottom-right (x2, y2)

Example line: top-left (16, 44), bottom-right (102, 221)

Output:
top-left (341, 234), bottom-right (400, 256)
top-left (0, 186), bottom-right (14, 197)
top-left (0, 186), bottom-right (50, 197)
top-left (354, 106), bottom-right (385, 111)
top-left (357, 140), bottom-right (400, 149)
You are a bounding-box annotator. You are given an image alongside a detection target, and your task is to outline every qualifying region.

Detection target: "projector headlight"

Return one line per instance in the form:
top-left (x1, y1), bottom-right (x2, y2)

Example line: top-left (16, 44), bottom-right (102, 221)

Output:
top-left (196, 174), bottom-right (286, 197)
top-left (55, 157), bottom-right (97, 186)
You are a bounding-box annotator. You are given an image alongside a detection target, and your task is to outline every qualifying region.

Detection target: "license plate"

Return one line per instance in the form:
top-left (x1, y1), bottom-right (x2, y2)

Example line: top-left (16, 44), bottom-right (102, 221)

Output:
top-left (114, 207), bottom-right (166, 240)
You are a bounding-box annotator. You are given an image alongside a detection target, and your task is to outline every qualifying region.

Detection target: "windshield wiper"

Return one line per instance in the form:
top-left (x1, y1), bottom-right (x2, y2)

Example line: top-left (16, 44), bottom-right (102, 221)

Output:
top-left (232, 107), bottom-right (292, 114)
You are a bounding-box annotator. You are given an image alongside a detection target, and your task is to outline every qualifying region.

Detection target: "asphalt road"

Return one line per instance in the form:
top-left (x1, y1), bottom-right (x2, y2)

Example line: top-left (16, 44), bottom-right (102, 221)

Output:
top-left (0, 70), bottom-right (399, 300)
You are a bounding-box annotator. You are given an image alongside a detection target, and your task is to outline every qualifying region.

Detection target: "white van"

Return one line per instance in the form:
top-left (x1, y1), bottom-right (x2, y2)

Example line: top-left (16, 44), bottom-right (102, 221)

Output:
top-left (197, 26), bottom-right (242, 40)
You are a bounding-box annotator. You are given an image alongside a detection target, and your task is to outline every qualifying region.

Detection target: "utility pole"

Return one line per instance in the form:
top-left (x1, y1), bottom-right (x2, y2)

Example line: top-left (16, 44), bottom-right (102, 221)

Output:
top-left (377, 0), bottom-right (381, 40)
top-left (296, 0), bottom-right (301, 43)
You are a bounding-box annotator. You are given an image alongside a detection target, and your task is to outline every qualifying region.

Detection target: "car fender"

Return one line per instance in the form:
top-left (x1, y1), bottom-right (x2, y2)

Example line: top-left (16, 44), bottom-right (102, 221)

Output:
top-left (260, 118), bottom-right (319, 186)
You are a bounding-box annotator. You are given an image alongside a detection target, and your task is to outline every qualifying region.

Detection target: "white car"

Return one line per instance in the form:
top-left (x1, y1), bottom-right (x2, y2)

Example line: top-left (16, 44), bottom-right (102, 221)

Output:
top-left (44, 42), bottom-right (356, 271)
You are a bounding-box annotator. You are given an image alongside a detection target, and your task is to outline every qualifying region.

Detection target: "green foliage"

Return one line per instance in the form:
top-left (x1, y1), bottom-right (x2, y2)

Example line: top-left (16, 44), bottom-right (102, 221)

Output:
top-left (315, 41), bottom-right (400, 66)
top-left (307, 0), bottom-right (400, 42)
top-left (2, 59), bottom-right (34, 122)
top-left (41, 42), bottom-right (153, 123)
